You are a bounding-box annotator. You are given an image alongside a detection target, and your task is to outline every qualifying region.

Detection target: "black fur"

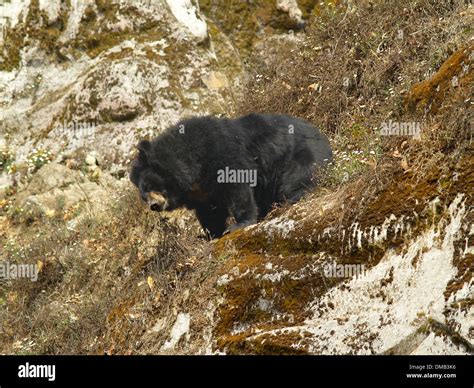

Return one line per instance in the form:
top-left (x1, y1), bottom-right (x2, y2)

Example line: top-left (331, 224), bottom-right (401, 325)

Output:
top-left (130, 113), bottom-right (332, 238)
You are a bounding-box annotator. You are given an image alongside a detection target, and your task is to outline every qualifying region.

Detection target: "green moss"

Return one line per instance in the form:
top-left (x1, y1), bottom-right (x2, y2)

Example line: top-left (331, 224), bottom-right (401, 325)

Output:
top-left (0, 0), bottom-right (71, 71)
top-left (210, 152), bottom-right (473, 354)
top-left (406, 45), bottom-right (473, 115)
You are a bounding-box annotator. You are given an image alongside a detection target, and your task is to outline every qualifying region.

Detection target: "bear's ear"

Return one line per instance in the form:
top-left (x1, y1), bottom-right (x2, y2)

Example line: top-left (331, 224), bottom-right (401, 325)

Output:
top-left (137, 140), bottom-right (151, 164)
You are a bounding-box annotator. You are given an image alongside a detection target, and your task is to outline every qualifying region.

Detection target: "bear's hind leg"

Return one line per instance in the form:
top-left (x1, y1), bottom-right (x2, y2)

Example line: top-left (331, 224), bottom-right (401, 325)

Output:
top-left (226, 185), bottom-right (258, 234)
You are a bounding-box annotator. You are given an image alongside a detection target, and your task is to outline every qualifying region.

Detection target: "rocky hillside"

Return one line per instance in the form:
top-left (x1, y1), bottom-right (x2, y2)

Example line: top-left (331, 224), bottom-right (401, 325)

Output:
top-left (0, 0), bottom-right (472, 354)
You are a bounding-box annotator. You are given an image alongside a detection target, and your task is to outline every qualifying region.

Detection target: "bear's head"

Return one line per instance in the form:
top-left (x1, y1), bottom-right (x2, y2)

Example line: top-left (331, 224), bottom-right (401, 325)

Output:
top-left (130, 139), bottom-right (186, 212)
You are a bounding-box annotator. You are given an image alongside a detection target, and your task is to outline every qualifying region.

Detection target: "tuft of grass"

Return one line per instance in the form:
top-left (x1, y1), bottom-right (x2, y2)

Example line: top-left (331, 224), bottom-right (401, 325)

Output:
top-left (0, 148), bottom-right (15, 174)
top-left (26, 149), bottom-right (53, 173)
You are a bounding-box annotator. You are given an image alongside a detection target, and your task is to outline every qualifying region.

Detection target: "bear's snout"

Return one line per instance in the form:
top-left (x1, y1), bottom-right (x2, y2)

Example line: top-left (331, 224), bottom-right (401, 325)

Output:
top-left (147, 192), bottom-right (168, 212)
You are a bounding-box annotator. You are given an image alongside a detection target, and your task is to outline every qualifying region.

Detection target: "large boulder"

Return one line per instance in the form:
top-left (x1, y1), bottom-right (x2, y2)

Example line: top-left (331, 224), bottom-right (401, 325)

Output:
top-left (0, 0), bottom-right (243, 171)
top-left (27, 163), bottom-right (85, 195)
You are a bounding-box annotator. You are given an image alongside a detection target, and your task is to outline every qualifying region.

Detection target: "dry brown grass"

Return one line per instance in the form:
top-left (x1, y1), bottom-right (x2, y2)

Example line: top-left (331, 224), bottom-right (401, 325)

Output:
top-left (242, 0), bottom-right (470, 127)
top-left (240, 0), bottom-right (472, 185)
top-left (0, 188), bottom-right (210, 354)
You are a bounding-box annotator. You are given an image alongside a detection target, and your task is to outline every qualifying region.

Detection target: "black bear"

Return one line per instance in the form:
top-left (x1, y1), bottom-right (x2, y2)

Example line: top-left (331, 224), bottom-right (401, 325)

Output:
top-left (130, 113), bottom-right (332, 238)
